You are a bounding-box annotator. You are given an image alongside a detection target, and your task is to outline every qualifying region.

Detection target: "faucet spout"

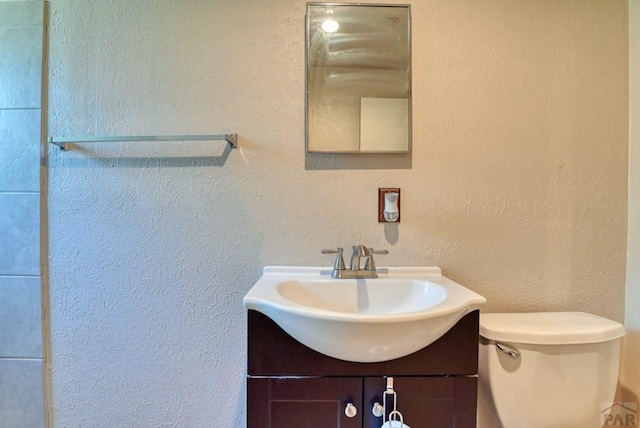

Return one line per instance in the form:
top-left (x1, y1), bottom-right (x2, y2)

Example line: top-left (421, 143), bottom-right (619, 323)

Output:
top-left (350, 245), bottom-right (371, 271)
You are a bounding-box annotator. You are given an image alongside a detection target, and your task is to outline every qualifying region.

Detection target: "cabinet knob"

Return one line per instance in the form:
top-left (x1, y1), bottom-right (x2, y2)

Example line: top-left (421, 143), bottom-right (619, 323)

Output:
top-left (344, 402), bottom-right (358, 418)
top-left (372, 402), bottom-right (384, 417)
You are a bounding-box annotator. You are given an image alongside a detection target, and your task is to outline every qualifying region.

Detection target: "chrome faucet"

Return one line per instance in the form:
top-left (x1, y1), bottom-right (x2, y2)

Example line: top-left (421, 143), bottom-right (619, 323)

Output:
top-left (322, 245), bottom-right (388, 279)
top-left (349, 245), bottom-right (371, 271)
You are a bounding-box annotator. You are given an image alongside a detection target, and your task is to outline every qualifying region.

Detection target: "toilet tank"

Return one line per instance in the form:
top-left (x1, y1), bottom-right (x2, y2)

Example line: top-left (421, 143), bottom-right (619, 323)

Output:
top-left (478, 312), bottom-right (625, 428)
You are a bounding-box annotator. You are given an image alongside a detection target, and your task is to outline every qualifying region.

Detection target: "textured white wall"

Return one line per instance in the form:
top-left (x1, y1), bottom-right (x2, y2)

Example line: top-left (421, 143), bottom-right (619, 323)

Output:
top-left (622, 0), bottom-right (640, 405)
top-left (47, 0), bottom-right (628, 426)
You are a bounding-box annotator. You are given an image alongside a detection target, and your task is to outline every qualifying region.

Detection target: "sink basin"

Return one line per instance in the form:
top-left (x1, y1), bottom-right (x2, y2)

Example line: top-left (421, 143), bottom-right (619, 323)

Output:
top-left (243, 266), bottom-right (486, 363)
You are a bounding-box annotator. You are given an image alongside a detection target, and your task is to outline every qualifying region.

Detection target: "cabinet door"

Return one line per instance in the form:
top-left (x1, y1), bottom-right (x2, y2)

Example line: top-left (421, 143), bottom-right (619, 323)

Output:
top-left (363, 377), bottom-right (477, 428)
top-left (248, 377), bottom-right (363, 428)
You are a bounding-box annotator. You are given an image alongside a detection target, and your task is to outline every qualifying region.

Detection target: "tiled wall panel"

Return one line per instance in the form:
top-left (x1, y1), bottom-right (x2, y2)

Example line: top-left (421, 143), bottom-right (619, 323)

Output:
top-left (0, 1), bottom-right (46, 427)
top-left (0, 2), bottom-right (43, 109)
top-left (0, 359), bottom-right (45, 428)
top-left (0, 27), bottom-right (43, 109)
top-left (0, 276), bottom-right (43, 357)
top-left (0, 109), bottom-right (41, 192)
top-left (0, 2), bottom-right (44, 29)
top-left (0, 193), bottom-right (40, 275)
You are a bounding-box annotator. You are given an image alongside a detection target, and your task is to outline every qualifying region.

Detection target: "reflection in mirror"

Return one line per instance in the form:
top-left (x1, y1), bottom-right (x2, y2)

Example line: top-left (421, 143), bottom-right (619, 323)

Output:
top-left (306, 3), bottom-right (411, 153)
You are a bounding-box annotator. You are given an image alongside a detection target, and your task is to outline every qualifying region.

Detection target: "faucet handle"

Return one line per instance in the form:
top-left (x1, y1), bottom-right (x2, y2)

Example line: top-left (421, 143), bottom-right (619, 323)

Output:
top-left (364, 248), bottom-right (389, 271)
top-left (321, 248), bottom-right (346, 271)
top-left (370, 249), bottom-right (389, 255)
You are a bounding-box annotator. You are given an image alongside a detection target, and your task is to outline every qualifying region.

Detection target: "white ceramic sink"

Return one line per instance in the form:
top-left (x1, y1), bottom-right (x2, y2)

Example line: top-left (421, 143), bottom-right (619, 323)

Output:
top-left (243, 266), bottom-right (486, 362)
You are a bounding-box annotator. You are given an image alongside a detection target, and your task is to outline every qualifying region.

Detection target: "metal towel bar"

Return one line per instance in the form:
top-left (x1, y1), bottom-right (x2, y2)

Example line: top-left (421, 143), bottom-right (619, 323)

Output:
top-left (48, 133), bottom-right (237, 151)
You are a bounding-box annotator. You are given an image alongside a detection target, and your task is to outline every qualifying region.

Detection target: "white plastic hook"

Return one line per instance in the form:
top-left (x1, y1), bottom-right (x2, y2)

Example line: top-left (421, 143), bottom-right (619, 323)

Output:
top-left (382, 377), bottom-right (397, 425)
top-left (381, 377), bottom-right (411, 428)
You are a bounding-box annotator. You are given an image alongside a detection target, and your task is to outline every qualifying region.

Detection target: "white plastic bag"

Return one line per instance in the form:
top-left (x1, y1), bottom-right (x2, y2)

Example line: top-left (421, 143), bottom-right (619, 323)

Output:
top-left (381, 421), bottom-right (411, 428)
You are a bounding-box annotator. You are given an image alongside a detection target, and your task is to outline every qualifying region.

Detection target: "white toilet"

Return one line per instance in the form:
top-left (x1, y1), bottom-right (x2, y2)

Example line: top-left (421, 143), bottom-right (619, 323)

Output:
top-left (477, 312), bottom-right (625, 428)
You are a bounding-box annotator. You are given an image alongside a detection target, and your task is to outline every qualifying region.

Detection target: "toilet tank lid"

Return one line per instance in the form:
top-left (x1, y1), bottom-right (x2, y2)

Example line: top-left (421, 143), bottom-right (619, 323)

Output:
top-left (479, 312), bottom-right (625, 345)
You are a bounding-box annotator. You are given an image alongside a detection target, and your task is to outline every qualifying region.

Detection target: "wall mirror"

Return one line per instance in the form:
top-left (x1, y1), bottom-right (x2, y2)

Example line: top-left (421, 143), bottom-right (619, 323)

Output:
top-left (306, 3), bottom-right (411, 153)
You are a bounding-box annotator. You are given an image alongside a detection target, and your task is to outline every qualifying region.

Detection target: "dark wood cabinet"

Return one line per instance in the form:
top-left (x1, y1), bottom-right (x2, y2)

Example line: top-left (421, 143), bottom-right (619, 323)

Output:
top-left (247, 310), bottom-right (480, 428)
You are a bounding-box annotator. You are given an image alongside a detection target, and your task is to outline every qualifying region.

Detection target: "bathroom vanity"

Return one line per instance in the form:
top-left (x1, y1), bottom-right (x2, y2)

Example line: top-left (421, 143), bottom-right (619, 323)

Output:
top-left (246, 310), bottom-right (480, 427)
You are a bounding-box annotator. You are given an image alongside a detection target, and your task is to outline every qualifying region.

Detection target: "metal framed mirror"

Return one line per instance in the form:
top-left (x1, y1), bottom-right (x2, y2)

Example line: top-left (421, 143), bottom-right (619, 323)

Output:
top-left (305, 3), bottom-right (411, 153)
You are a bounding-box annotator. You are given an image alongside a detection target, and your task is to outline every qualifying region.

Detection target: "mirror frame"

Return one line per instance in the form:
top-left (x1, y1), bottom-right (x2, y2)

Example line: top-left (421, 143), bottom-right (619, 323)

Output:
top-left (305, 2), bottom-right (412, 154)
